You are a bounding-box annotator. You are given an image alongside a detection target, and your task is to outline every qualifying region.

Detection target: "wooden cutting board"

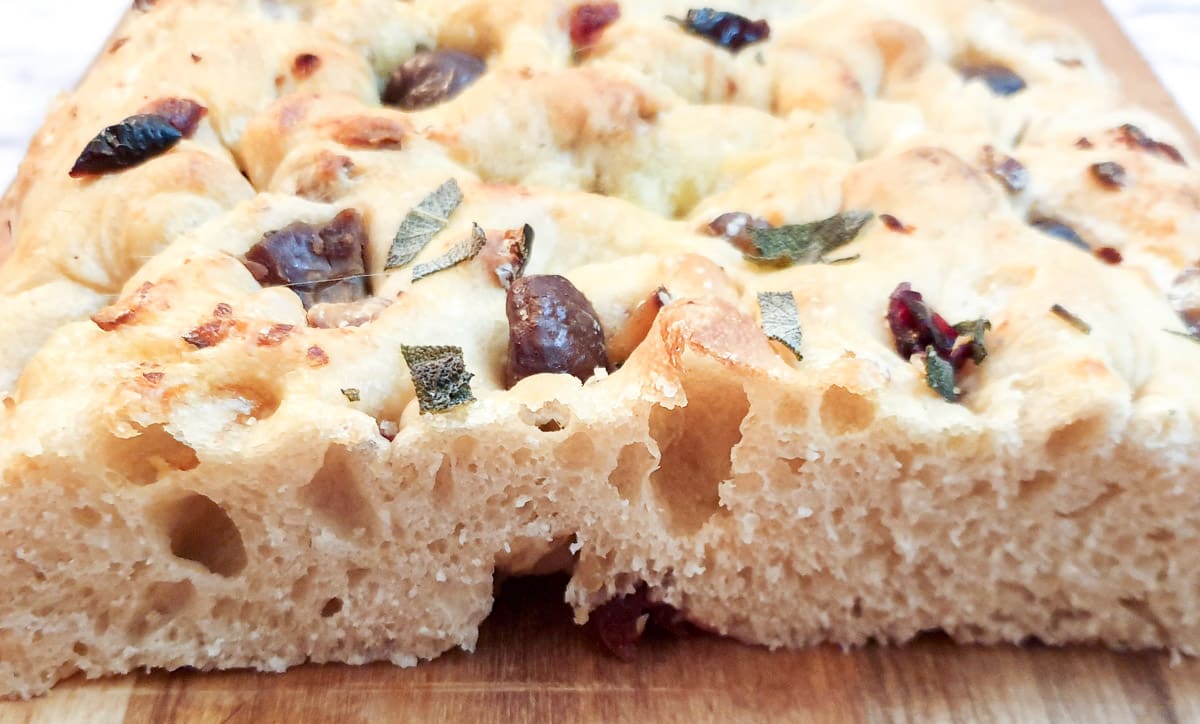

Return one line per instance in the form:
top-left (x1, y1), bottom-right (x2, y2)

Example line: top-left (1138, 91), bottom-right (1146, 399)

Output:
top-left (3, 1), bottom-right (1198, 721)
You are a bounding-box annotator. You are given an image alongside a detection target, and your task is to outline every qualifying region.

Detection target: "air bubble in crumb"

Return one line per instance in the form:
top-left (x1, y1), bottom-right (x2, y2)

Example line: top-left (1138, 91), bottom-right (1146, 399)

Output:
top-left (515, 495), bottom-right (532, 508)
top-left (797, 506), bottom-right (814, 519)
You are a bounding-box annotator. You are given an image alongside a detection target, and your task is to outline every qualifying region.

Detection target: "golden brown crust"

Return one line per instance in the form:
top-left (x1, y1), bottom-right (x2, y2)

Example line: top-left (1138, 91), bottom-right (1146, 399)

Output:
top-left (1, 0), bottom-right (1199, 700)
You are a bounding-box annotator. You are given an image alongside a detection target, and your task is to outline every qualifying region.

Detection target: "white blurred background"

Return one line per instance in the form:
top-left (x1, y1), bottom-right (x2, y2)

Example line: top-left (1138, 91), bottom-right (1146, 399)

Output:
top-left (0, 0), bottom-right (1197, 191)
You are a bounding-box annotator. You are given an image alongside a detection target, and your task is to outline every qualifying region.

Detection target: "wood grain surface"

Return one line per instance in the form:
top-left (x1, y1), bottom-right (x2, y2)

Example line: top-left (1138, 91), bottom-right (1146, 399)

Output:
top-left (3, 0), bottom-right (1199, 721)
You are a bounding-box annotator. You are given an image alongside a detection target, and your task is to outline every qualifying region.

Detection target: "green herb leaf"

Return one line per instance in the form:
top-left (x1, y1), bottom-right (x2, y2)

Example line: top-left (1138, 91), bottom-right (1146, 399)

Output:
top-left (824, 254), bottom-right (862, 266)
top-left (1050, 304), bottom-right (1091, 334)
top-left (386, 179), bottom-right (463, 270)
top-left (1166, 329), bottom-right (1200, 345)
top-left (340, 388), bottom-right (361, 402)
top-left (412, 223), bottom-right (487, 282)
top-left (952, 318), bottom-right (992, 364)
top-left (924, 346), bottom-right (958, 402)
top-left (402, 344), bottom-right (475, 414)
top-left (744, 211), bottom-right (873, 266)
top-left (756, 291), bottom-right (803, 360)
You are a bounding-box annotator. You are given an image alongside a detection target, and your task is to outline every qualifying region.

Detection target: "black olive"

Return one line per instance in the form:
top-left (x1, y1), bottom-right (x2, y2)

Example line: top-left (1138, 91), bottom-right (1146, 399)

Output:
top-left (960, 63), bottom-right (1027, 96)
top-left (243, 209), bottom-right (370, 309)
top-left (670, 8), bottom-right (770, 53)
top-left (505, 274), bottom-right (609, 388)
top-left (69, 114), bottom-right (183, 178)
top-left (383, 50), bottom-right (486, 110)
top-left (569, 3), bottom-right (621, 50)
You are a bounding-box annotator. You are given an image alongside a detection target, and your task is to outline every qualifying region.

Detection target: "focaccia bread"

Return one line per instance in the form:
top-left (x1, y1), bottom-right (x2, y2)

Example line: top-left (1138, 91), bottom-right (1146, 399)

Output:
top-left (2, 0), bottom-right (1199, 699)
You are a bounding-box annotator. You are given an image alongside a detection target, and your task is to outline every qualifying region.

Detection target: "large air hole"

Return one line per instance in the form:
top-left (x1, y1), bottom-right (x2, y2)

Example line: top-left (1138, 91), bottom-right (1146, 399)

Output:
top-left (607, 443), bottom-right (656, 503)
top-left (819, 386), bottom-right (877, 436)
top-left (299, 444), bottom-right (379, 539)
top-left (432, 455), bottom-right (454, 504)
top-left (157, 493), bottom-right (248, 577)
top-left (648, 367), bottom-right (750, 535)
top-left (290, 567), bottom-right (318, 603)
top-left (555, 432), bottom-right (596, 469)
top-left (1045, 416), bottom-right (1106, 458)
top-left (520, 402), bottom-right (571, 433)
top-left (217, 382), bottom-right (282, 424)
top-left (320, 597), bottom-right (344, 617)
top-left (106, 424), bottom-right (199, 485)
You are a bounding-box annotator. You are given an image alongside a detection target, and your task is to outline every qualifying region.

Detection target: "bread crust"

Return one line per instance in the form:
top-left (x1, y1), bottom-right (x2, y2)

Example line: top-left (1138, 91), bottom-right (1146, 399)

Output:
top-left (1, 0), bottom-right (1199, 699)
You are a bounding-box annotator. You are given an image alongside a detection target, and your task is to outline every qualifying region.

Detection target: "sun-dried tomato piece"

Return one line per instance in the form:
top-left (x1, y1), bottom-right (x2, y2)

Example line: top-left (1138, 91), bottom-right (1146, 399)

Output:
top-left (960, 63), bottom-right (1027, 96)
top-left (1115, 124), bottom-right (1186, 166)
top-left (141, 97), bottom-right (207, 138)
top-left (669, 8), bottom-right (770, 53)
top-left (1090, 162), bottom-right (1128, 189)
top-left (888, 284), bottom-right (989, 401)
top-left (880, 214), bottom-right (915, 234)
top-left (569, 2), bottom-right (621, 51)
top-left (888, 285), bottom-right (989, 371)
top-left (888, 283), bottom-right (958, 363)
top-left (292, 53), bottom-right (322, 78)
top-left (505, 274), bottom-right (610, 388)
top-left (383, 50), bottom-right (486, 110)
top-left (1094, 246), bottom-right (1123, 265)
top-left (69, 114), bottom-right (183, 178)
top-left (244, 209), bottom-right (370, 309)
top-left (706, 211), bottom-right (771, 255)
top-left (590, 583), bottom-right (691, 661)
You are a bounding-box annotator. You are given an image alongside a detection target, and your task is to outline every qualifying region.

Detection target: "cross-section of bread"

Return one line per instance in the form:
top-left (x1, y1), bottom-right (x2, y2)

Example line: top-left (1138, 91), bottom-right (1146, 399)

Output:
top-left (2, 0), bottom-right (1199, 700)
